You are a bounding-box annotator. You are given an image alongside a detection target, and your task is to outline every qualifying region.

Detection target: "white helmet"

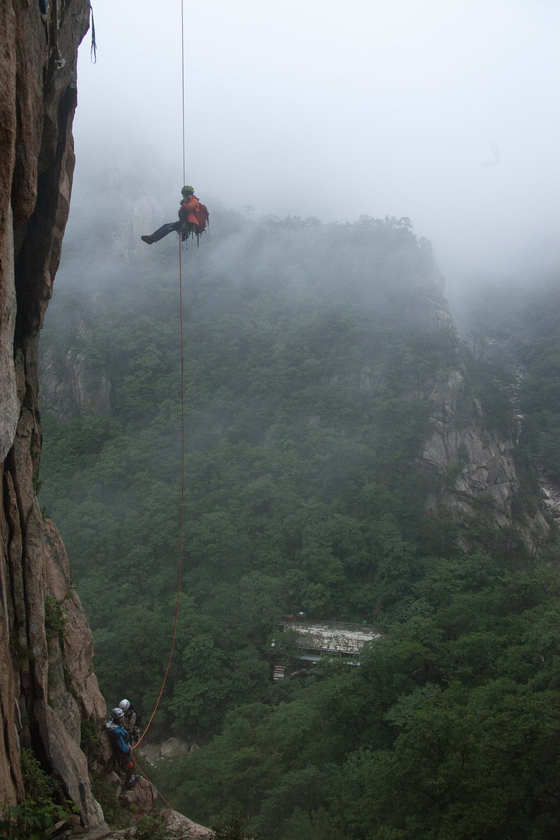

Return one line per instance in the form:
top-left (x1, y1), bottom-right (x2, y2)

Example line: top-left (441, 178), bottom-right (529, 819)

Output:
top-left (119, 699), bottom-right (131, 712)
top-left (111, 707), bottom-right (124, 720)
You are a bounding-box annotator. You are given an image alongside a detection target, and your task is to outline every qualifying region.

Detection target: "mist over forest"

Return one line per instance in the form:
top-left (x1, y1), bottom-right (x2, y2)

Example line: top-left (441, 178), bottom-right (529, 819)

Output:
top-left (34, 0), bottom-right (560, 837)
top-left (73, 0), bottom-right (560, 292)
top-left (39, 168), bottom-right (560, 837)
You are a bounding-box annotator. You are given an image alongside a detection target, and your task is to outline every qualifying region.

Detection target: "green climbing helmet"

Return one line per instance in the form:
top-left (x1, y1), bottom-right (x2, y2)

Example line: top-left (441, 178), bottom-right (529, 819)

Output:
top-left (181, 185), bottom-right (194, 194)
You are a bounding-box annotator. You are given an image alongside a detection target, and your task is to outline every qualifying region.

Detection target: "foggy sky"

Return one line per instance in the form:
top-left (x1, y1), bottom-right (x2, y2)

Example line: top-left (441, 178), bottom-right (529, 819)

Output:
top-left (74, 0), bottom-right (560, 295)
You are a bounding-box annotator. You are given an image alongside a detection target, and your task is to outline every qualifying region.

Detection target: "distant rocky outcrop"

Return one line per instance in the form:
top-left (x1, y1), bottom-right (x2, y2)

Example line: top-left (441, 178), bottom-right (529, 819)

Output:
top-left (422, 367), bottom-right (546, 543)
top-left (417, 267), bottom-right (549, 548)
top-left (109, 183), bottom-right (164, 263)
top-left (139, 737), bottom-right (195, 765)
top-left (41, 317), bottom-right (112, 419)
top-left (540, 481), bottom-right (560, 521)
top-left (323, 255), bottom-right (549, 548)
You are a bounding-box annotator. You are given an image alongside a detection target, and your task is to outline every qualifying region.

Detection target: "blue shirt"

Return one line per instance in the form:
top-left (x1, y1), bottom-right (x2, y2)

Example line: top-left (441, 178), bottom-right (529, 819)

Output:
top-left (109, 724), bottom-right (131, 756)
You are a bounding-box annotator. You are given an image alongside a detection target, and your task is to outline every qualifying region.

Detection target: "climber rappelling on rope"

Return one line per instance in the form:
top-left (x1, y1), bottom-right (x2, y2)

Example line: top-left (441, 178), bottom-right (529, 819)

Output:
top-left (141, 185), bottom-right (209, 247)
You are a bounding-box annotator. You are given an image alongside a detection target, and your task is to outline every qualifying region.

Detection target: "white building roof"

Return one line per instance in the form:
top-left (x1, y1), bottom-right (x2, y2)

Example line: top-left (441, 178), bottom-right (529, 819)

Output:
top-left (284, 621), bottom-right (383, 654)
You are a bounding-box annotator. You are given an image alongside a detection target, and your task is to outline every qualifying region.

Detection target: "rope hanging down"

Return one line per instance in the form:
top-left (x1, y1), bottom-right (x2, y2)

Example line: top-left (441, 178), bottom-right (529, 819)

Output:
top-left (132, 753), bottom-right (175, 811)
top-left (89, 3), bottom-right (97, 63)
top-left (134, 237), bottom-right (187, 751)
top-left (133, 2), bottom-right (188, 749)
top-left (181, 0), bottom-right (186, 184)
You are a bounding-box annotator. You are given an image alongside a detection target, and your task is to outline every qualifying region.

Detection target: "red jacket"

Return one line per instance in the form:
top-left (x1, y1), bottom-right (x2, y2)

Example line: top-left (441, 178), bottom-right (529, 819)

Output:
top-left (178, 195), bottom-right (200, 225)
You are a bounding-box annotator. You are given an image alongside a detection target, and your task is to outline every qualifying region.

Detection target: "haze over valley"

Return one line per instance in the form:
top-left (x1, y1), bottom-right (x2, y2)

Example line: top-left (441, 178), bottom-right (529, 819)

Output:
top-left (1, 1), bottom-right (559, 838)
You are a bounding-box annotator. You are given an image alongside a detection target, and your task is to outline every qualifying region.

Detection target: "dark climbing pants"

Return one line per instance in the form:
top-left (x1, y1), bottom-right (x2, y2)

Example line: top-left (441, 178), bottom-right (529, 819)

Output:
top-left (150, 221), bottom-right (183, 242)
top-left (150, 222), bottom-right (198, 242)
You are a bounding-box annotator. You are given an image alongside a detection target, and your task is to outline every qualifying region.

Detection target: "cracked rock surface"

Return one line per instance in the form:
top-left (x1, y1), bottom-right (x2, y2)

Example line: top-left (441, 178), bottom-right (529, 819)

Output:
top-left (0, 0), bottom-right (108, 832)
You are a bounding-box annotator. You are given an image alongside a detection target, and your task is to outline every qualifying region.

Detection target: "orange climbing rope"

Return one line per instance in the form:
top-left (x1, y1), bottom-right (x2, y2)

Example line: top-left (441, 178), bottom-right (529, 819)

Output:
top-left (133, 0), bottom-right (187, 752)
top-left (134, 234), bottom-right (186, 752)
top-left (181, 0), bottom-right (186, 185)
top-left (132, 753), bottom-right (176, 812)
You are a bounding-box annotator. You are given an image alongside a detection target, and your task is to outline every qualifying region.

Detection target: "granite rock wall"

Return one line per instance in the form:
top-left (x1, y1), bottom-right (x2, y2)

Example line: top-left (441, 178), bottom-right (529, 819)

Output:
top-left (0, 1), bottom-right (108, 832)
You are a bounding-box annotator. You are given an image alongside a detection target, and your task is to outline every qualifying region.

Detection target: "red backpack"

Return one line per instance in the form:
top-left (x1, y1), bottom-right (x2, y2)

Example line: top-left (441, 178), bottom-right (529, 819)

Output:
top-left (195, 203), bottom-right (209, 236)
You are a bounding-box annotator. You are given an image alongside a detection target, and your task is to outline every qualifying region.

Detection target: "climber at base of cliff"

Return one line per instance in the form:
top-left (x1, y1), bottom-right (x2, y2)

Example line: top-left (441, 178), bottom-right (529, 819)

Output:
top-left (107, 708), bottom-right (139, 789)
top-left (141, 185), bottom-right (209, 244)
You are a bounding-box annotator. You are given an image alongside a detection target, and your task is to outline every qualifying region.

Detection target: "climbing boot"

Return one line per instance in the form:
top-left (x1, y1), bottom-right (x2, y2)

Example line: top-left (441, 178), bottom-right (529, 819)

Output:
top-left (141, 235), bottom-right (155, 245)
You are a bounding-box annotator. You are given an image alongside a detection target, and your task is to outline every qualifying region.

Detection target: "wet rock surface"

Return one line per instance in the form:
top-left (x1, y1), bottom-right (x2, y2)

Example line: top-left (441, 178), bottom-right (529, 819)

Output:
top-left (0, 6), bottom-right (211, 838)
top-left (540, 480), bottom-right (560, 522)
top-left (419, 304), bottom-right (549, 547)
top-left (0, 0), bottom-right (108, 831)
top-left (161, 808), bottom-right (214, 839)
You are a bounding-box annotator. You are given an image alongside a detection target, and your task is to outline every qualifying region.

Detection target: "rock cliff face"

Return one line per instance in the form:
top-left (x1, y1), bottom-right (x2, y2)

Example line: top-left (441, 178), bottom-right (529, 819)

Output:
top-left (0, 1), bottom-right (107, 832)
top-left (416, 267), bottom-right (549, 547)
top-left (41, 317), bottom-right (112, 419)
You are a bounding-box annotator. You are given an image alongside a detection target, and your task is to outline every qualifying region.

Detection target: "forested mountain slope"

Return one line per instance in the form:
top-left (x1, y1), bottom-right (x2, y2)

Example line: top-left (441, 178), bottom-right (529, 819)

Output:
top-left (38, 193), bottom-right (560, 838)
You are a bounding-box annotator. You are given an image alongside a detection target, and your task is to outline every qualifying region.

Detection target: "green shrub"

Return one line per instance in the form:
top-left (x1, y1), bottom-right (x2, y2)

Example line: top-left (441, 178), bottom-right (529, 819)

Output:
top-left (20, 749), bottom-right (55, 805)
top-left (80, 719), bottom-right (99, 755)
top-left (212, 814), bottom-right (258, 840)
top-left (0, 748), bottom-right (73, 838)
top-left (90, 777), bottom-right (128, 830)
top-left (127, 812), bottom-right (168, 840)
top-left (44, 597), bottom-right (67, 642)
top-left (0, 800), bottom-right (69, 839)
